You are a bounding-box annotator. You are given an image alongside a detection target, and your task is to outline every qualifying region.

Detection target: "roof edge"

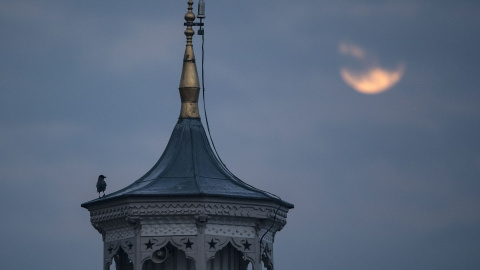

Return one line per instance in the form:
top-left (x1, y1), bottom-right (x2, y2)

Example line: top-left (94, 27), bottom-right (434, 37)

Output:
top-left (81, 192), bottom-right (293, 210)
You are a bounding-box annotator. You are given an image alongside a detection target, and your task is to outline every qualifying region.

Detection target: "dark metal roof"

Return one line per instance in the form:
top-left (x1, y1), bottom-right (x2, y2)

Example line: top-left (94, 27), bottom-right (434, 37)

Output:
top-left (82, 118), bottom-right (293, 209)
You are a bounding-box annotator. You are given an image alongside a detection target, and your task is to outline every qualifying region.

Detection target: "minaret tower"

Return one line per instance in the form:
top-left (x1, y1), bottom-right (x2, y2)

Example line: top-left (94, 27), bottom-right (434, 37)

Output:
top-left (81, 1), bottom-right (293, 270)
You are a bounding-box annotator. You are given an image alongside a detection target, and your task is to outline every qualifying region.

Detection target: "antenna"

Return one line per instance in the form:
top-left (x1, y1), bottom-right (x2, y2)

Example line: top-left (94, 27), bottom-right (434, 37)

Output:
top-left (197, 0), bottom-right (205, 19)
top-left (197, 0), bottom-right (205, 35)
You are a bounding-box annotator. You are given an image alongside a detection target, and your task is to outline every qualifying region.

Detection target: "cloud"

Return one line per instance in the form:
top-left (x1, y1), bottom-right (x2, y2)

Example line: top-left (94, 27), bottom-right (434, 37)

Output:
top-left (339, 42), bottom-right (366, 60)
top-left (1, 1), bottom-right (480, 270)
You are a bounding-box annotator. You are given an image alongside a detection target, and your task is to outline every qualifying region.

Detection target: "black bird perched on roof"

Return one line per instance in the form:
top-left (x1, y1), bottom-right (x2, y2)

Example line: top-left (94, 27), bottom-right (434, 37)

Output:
top-left (96, 175), bottom-right (107, 198)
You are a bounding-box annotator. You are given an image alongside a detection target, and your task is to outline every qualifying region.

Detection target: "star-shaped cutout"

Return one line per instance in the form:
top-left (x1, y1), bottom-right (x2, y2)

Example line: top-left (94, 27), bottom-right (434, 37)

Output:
top-left (128, 243), bottom-right (133, 250)
top-left (107, 247), bottom-right (113, 254)
top-left (145, 240), bottom-right (154, 250)
top-left (243, 240), bottom-right (252, 250)
top-left (208, 239), bottom-right (217, 249)
top-left (184, 239), bottom-right (194, 249)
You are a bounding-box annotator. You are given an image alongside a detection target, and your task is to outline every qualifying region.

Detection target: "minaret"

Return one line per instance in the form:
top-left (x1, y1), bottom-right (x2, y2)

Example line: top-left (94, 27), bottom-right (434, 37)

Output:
top-left (81, 2), bottom-right (293, 270)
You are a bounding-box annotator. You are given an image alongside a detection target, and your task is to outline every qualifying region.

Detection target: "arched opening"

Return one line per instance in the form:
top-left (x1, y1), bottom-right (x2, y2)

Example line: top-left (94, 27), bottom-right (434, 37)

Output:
top-left (142, 242), bottom-right (195, 270)
top-left (207, 243), bottom-right (250, 270)
top-left (109, 247), bottom-right (133, 270)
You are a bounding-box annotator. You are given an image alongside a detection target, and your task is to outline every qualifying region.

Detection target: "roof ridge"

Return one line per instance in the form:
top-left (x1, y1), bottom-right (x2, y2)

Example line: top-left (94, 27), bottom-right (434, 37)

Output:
top-left (134, 120), bottom-right (190, 194)
top-left (190, 120), bottom-right (204, 195)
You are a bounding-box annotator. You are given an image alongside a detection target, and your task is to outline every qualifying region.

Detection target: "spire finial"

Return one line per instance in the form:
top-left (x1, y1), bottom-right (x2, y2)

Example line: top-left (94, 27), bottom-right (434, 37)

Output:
top-left (178, 0), bottom-right (200, 118)
top-left (184, 0), bottom-right (195, 46)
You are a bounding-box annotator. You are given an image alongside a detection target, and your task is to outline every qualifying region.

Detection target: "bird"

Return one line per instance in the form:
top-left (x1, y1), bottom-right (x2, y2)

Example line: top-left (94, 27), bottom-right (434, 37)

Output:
top-left (96, 175), bottom-right (107, 198)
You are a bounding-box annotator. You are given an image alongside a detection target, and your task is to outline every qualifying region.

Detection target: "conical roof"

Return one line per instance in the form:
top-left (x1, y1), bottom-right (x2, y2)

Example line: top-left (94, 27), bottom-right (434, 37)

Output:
top-left (82, 0), bottom-right (292, 209)
top-left (82, 118), bottom-right (293, 208)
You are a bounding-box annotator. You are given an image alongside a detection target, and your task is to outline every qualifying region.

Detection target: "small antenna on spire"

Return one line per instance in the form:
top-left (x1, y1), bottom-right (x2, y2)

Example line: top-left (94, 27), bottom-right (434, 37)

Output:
top-left (197, 0), bottom-right (205, 19)
top-left (197, 0), bottom-right (205, 35)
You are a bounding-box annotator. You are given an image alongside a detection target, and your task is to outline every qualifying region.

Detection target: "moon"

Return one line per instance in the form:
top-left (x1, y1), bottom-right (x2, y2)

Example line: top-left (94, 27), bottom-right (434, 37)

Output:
top-left (340, 65), bottom-right (405, 95)
top-left (339, 42), bottom-right (405, 95)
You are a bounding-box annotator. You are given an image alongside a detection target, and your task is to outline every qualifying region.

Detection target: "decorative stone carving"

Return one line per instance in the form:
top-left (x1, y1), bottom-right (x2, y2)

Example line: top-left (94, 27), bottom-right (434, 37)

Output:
top-left (205, 224), bottom-right (256, 238)
top-left (105, 227), bottom-right (135, 242)
top-left (130, 203), bottom-right (205, 216)
top-left (139, 236), bottom-right (200, 264)
top-left (141, 223), bottom-right (197, 236)
top-left (261, 242), bottom-right (274, 270)
top-left (90, 201), bottom-right (287, 226)
top-left (195, 214), bottom-right (209, 233)
top-left (90, 198), bottom-right (289, 270)
top-left (90, 205), bottom-right (129, 223)
top-left (104, 238), bottom-right (136, 266)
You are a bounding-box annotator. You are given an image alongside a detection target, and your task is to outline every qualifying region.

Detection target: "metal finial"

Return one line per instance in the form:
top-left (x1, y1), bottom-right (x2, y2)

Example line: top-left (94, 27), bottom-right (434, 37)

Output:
top-left (178, 0), bottom-right (201, 118)
top-left (184, 0), bottom-right (195, 45)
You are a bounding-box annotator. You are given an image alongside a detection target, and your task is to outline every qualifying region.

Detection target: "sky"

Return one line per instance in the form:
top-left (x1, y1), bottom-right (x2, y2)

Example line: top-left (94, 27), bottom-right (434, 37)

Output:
top-left (1, 0), bottom-right (480, 269)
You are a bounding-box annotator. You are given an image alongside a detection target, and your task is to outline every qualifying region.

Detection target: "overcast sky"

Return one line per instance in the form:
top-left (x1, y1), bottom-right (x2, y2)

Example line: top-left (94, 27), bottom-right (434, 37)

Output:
top-left (1, 1), bottom-right (480, 269)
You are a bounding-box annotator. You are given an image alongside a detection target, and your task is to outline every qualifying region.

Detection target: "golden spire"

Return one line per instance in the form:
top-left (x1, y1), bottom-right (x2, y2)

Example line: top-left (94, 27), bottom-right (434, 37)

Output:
top-left (179, 0), bottom-right (200, 118)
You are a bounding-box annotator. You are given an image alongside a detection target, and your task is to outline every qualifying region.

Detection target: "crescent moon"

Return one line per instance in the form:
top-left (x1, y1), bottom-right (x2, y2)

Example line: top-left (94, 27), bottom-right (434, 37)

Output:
top-left (340, 64), bottom-right (405, 95)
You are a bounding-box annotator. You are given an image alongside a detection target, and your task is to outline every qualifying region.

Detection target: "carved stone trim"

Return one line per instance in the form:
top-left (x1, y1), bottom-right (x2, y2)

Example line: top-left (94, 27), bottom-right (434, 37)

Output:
top-left (141, 223), bottom-right (197, 236)
top-left (105, 227), bottom-right (135, 242)
top-left (139, 236), bottom-right (199, 264)
top-left (261, 241), bottom-right (274, 270)
top-left (130, 203), bottom-right (205, 216)
top-left (204, 236), bottom-right (257, 264)
top-left (90, 205), bottom-right (129, 223)
top-left (86, 198), bottom-right (289, 269)
top-left (89, 200), bottom-right (288, 226)
top-left (205, 224), bottom-right (256, 238)
top-left (104, 238), bottom-right (136, 266)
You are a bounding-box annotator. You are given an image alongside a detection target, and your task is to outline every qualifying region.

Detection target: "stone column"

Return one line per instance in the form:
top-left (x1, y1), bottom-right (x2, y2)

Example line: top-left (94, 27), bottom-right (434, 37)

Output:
top-left (194, 215), bottom-right (208, 270)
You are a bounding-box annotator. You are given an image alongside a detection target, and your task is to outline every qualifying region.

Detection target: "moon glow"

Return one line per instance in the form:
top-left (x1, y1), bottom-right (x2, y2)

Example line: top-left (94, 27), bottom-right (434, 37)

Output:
top-left (339, 42), bottom-right (405, 95)
top-left (340, 65), bottom-right (405, 95)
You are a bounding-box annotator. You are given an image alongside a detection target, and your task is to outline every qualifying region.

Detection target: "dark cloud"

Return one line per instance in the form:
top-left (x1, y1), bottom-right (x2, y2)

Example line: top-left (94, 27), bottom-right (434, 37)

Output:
top-left (1, 1), bottom-right (479, 269)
